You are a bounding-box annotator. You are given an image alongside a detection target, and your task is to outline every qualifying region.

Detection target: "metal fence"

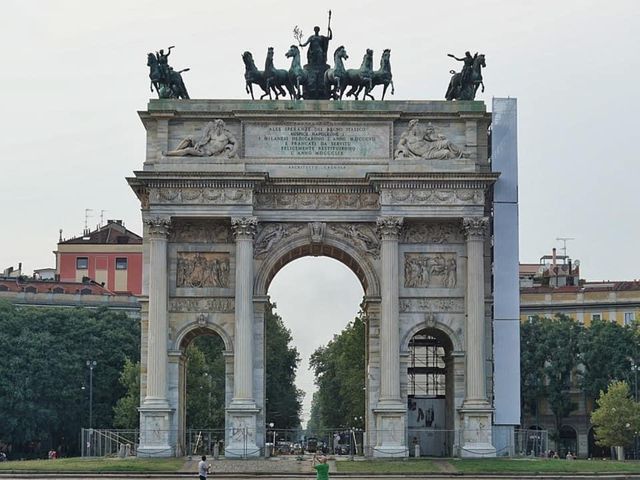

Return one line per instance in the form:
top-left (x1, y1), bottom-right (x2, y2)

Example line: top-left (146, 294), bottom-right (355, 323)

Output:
top-left (81, 427), bottom-right (548, 458)
top-left (81, 429), bottom-right (138, 457)
top-left (514, 428), bottom-right (548, 457)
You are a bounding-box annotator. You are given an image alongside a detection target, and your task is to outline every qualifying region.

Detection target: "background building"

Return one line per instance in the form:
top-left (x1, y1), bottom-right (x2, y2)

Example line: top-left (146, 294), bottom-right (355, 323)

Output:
top-left (55, 220), bottom-right (143, 295)
top-left (519, 249), bottom-right (640, 457)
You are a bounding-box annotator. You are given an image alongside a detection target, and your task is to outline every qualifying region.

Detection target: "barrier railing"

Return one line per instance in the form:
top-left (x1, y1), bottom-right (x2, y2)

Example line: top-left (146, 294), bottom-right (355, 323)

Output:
top-left (80, 426), bottom-right (548, 458)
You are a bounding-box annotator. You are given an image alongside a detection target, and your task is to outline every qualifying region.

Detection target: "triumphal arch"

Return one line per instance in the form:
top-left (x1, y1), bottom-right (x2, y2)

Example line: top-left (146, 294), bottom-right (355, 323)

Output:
top-left (128, 98), bottom-right (499, 458)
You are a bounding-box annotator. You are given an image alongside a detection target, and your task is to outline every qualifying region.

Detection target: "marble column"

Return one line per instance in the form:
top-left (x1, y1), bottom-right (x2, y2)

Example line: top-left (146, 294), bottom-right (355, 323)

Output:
top-left (376, 216), bottom-right (403, 403)
top-left (463, 217), bottom-right (490, 404)
top-left (373, 216), bottom-right (407, 457)
top-left (227, 216), bottom-right (260, 457)
top-left (138, 216), bottom-right (173, 457)
top-left (460, 216), bottom-right (495, 457)
top-left (144, 217), bottom-right (171, 405)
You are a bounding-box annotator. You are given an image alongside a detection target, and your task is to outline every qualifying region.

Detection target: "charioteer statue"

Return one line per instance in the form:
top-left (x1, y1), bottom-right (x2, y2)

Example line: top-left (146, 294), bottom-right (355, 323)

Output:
top-left (294, 11), bottom-right (333, 99)
top-left (445, 51), bottom-right (486, 101)
top-left (147, 46), bottom-right (190, 99)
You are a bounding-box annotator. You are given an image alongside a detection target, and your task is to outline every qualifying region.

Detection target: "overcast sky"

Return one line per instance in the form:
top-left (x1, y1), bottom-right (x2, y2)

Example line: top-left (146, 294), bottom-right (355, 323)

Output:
top-left (2, 0), bottom-right (638, 424)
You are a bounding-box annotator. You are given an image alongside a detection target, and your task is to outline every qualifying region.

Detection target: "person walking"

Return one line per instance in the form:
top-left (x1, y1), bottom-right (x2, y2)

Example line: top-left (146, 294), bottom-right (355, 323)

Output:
top-left (313, 453), bottom-right (330, 480)
top-left (197, 455), bottom-right (211, 480)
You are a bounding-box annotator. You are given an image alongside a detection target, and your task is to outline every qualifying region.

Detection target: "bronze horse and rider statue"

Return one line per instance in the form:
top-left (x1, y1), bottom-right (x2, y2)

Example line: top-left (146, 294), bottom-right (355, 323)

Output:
top-left (147, 46), bottom-right (190, 99)
top-left (445, 51), bottom-right (486, 101)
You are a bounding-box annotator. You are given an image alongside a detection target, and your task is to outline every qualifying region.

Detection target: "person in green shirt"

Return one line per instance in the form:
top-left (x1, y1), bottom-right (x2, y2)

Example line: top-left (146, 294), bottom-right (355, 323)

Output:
top-left (313, 454), bottom-right (330, 480)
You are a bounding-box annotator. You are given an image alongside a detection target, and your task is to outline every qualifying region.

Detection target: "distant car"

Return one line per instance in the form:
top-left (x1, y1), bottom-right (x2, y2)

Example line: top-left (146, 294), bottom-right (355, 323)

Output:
top-left (306, 437), bottom-right (318, 453)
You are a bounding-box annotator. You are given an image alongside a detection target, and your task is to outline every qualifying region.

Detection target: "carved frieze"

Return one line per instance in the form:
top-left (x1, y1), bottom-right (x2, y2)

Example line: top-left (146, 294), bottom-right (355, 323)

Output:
top-left (402, 222), bottom-right (463, 244)
top-left (254, 192), bottom-right (379, 210)
top-left (404, 253), bottom-right (457, 288)
top-left (176, 252), bottom-right (230, 288)
top-left (394, 119), bottom-right (470, 160)
top-left (169, 297), bottom-right (235, 313)
top-left (170, 220), bottom-right (232, 243)
top-left (399, 297), bottom-right (464, 313)
top-left (382, 189), bottom-right (484, 205)
top-left (254, 223), bottom-right (306, 257)
top-left (150, 188), bottom-right (251, 205)
top-left (328, 223), bottom-right (380, 258)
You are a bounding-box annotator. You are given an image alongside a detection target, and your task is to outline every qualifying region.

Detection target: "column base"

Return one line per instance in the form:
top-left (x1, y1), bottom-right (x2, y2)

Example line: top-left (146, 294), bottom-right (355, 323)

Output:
top-left (459, 406), bottom-right (495, 458)
top-left (225, 401), bottom-right (260, 458)
top-left (372, 401), bottom-right (408, 458)
top-left (138, 403), bottom-right (174, 457)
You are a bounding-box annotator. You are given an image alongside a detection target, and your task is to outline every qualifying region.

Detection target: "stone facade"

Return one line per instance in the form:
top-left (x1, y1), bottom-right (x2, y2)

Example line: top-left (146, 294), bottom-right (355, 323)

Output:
top-left (128, 99), bottom-right (498, 458)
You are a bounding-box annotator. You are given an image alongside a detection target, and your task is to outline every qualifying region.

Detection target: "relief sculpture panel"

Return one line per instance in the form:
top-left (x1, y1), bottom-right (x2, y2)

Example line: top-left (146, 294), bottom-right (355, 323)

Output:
top-left (328, 223), bottom-right (380, 258)
top-left (176, 252), bottom-right (230, 288)
top-left (404, 253), bottom-right (457, 288)
top-left (254, 223), bottom-right (306, 258)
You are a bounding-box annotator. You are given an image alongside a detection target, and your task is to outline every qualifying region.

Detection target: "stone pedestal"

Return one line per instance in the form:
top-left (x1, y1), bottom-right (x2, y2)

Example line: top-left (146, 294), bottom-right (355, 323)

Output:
top-left (373, 217), bottom-right (408, 457)
top-left (226, 216), bottom-right (260, 457)
top-left (460, 217), bottom-right (495, 457)
top-left (138, 217), bottom-right (174, 457)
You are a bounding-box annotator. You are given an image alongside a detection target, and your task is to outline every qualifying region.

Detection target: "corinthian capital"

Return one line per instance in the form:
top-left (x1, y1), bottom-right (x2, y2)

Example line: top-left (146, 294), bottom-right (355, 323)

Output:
top-left (462, 217), bottom-right (489, 240)
top-left (145, 216), bottom-right (171, 238)
top-left (231, 216), bottom-right (258, 240)
top-left (376, 216), bottom-right (404, 240)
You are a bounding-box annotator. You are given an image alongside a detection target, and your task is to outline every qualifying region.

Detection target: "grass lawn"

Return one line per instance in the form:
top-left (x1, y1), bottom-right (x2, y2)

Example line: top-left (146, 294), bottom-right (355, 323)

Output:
top-left (336, 458), bottom-right (640, 474)
top-left (0, 457), bottom-right (184, 472)
top-left (453, 458), bottom-right (640, 473)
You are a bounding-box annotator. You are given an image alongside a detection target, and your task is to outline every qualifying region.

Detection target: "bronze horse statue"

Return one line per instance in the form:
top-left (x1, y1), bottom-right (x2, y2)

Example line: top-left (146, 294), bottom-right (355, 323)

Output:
top-left (445, 53), bottom-right (485, 101)
top-left (356, 48), bottom-right (394, 100)
top-left (264, 47), bottom-right (296, 100)
top-left (344, 49), bottom-right (374, 100)
top-left (324, 45), bottom-right (349, 100)
top-left (242, 51), bottom-right (271, 100)
top-left (285, 45), bottom-right (307, 99)
top-left (147, 53), bottom-right (190, 99)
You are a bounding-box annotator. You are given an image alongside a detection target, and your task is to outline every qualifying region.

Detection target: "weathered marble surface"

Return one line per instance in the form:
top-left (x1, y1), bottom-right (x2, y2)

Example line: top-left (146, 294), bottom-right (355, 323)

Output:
top-left (131, 99), bottom-right (497, 459)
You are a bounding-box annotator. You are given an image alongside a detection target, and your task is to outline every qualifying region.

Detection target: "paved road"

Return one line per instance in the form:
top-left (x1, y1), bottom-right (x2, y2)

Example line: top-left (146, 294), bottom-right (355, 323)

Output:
top-left (2, 474), bottom-right (640, 480)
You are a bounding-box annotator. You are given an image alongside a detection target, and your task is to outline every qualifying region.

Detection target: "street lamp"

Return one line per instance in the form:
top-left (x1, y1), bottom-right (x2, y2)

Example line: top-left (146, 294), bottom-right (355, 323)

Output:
top-left (86, 360), bottom-right (97, 428)
top-left (632, 362), bottom-right (639, 459)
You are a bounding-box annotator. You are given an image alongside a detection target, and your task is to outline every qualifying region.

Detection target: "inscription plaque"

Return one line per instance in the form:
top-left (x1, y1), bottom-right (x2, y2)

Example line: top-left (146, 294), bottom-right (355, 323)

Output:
top-left (243, 121), bottom-right (390, 159)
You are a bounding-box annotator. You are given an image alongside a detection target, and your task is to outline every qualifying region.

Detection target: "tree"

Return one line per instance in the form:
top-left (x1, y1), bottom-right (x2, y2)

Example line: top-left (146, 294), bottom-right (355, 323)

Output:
top-left (579, 319), bottom-right (639, 402)
top-left (185, 335), bottom-right (226, 430)
top-left (591, 381), bottom-right (640, 457)
top-left (309, 312), bottom-right (365, 428)
top-left (520, 314), bottom-right (580, 437)
top-left (0, 301), bottom-right (139, 456)
top-left (176, 300), bottom-right (302, 430)
top-left (520, 317), bottom-right (547, 422)
top-left (265, 301), bottom-right (303, 430)
top-left (112, 358), bottom-right (140, 429)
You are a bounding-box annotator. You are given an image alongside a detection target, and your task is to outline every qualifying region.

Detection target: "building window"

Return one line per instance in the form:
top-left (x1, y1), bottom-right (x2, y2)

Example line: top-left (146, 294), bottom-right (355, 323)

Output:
top-left (591, 313), bottom-right (601, 322)
top-left (25, 286), bottom-right (37, 294)
top-left (115, 258), bottom-right (128, 270)
top-left (624, 312), bottom-right (635, 326)
top-left (52, 287), bottom-right (65, 294)
top-left (76, 257), bottom-right (88, 269)
top-left (80, 287), bottom-right (92, 295)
